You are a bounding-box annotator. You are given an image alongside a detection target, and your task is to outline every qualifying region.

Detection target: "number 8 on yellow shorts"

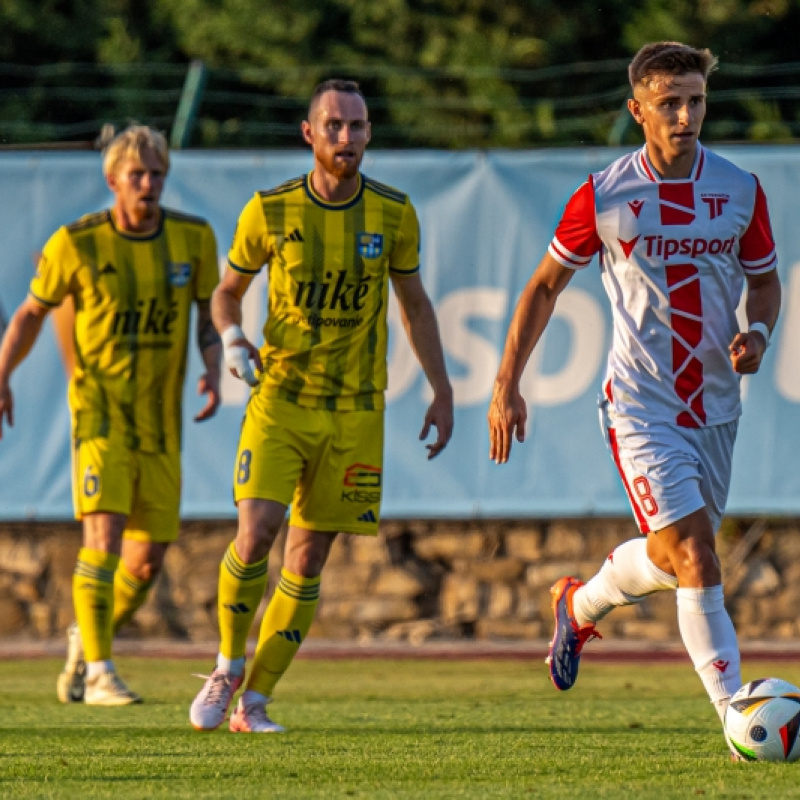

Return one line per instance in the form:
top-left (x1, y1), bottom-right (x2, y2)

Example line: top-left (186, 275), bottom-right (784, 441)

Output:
top-left (234, 395), bottom-right (384, 536)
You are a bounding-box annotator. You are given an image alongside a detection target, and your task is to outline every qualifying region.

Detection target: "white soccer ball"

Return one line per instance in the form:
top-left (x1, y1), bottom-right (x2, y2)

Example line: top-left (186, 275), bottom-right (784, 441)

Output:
top-left (725, 677), bottom-right (800, 762)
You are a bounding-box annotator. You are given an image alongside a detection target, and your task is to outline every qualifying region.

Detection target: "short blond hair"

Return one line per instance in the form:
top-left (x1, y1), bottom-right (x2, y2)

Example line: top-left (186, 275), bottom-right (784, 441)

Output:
top-left (102, 125), bottom-right (170, 178)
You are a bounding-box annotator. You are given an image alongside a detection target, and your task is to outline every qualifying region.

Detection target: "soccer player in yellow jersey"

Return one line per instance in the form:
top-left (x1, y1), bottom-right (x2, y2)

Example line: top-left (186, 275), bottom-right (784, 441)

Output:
top-left (0, 125), bottom-right (222, 705)
top-left (190, 79), bottom-right (454, 733)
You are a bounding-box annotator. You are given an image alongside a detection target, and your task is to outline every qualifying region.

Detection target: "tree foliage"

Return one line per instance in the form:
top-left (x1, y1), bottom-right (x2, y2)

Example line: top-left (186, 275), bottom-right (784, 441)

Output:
top-left (1, 0), bottom-right (800, 148)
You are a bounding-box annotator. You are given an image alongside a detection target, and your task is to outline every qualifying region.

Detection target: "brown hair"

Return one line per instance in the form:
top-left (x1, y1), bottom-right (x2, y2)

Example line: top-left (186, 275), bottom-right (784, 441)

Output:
top-left (628, 42), bottom-right (718, 91)
top-left (102, 124), bottom-right (169, 178)
top-left (308, 79), bottom-right (366, 119)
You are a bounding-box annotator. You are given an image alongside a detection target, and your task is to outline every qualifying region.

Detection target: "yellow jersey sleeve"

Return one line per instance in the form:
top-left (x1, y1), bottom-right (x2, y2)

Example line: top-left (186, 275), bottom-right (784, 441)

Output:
top-left (228, 194), bottom-right (270, 275)
top-left (195, 222), bottom-right (220, 300)
top-left (29, 227), bottom-right (79, 308)
top-left (389, 199), bottom-right (421, 276)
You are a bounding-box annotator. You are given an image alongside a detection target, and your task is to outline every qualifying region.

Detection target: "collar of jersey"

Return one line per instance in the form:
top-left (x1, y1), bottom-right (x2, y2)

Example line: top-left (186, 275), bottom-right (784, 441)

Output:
top-left (108, 208), bottom-right (165, 241)
top-left (638, 143), bottom-right (705, 183)
top-left (304, 172), bottom-right (364, 209)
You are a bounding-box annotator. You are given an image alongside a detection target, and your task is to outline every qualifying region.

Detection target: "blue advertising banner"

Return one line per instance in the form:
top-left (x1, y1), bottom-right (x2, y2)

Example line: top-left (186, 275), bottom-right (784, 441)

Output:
top-left (0, 147), bottom-right (797, 520)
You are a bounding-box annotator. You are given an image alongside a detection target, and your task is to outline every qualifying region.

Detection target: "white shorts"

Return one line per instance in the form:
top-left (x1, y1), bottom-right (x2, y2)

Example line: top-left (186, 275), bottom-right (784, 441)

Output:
top-left (599, 399), bottom-right (737, 535)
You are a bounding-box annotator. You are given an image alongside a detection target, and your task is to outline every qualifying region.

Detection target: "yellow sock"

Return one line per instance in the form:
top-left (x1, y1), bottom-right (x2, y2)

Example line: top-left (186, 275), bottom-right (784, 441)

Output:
top-left (247, 569), bottom-right (320, 697)
top-left (218, 543), bottom-right (268, 661)
top-left (73, 548), bottom-right (119, 662)
top-left (113, 562), bottom-right (153, 635)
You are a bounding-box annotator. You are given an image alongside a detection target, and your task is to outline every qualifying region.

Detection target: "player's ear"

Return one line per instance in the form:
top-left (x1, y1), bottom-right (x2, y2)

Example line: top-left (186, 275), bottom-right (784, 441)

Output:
top-left (301, 120), bottom-right (313, 147)
top-left (628, 97), bottom-right (644, 125)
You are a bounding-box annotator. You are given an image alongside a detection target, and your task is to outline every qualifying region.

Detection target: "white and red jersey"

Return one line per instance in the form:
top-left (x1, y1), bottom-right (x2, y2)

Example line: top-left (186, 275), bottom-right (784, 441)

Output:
top-left (548, 144), bottom-right (777, 429)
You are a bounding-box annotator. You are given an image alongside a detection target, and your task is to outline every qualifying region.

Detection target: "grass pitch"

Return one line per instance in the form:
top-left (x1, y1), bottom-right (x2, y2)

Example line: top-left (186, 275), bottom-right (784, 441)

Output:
top-left (1, 656), bottom-right (799, 798)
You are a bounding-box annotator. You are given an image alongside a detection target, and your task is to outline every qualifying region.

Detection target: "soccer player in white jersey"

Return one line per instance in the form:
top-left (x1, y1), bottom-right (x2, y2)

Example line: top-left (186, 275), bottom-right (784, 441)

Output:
top-left (488, 41), bottom-right (781, 753)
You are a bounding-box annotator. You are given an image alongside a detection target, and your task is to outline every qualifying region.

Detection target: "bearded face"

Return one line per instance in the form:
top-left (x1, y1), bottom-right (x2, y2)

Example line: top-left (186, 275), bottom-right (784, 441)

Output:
top-left (302, 90), bottom-right (371, 187)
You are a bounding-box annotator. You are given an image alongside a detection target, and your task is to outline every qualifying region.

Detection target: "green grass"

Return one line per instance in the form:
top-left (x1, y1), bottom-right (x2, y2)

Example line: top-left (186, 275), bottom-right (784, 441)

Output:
top-left (1, 657), bottom-right (799, 798)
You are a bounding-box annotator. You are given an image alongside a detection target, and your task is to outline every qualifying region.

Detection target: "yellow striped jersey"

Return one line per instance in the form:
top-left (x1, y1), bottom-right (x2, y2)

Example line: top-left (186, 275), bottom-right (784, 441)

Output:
top-left (29, 208), bottom-right (219, 452)
top-left (228, 172), bottom-right (420, 411)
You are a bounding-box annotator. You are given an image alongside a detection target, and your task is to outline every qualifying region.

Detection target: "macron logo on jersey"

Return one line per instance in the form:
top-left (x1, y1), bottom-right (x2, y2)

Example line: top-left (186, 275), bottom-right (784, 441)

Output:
top-left (618, 236), bottom-right (640, 258)
top-left (628, 199), bottom-right (645, 217)
top-left (659, 183), bottom-right (695, 225)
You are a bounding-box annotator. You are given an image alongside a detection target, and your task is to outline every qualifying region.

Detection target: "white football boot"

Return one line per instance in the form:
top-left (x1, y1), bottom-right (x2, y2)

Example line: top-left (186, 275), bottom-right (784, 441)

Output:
top-left (84, 671), bottom-right (143, 705)
top-left (229, 697), bottom-right (285, 733)
top-left (190, 668), bottom-right (244, 731)
top-left (56, 623), bottom-right (86, 703)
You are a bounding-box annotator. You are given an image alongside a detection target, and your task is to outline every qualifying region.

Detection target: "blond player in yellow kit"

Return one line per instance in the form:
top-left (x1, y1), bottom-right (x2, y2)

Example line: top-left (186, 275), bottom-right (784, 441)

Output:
top-left (190, 79), bottom-right (454, 733)
top-left (0, 125), bottom-right (221, 705)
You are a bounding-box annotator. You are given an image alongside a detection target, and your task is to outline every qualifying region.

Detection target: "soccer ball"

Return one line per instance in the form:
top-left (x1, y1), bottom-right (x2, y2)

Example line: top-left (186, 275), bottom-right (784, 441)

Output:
top-left (724, 678), bottom-right (800, 762)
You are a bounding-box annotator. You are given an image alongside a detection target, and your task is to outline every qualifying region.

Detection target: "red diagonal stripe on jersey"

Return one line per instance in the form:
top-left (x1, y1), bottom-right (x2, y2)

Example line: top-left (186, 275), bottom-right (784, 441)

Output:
top-left (672, 315), bottom-right (702, 348)
top-left (667, 263), bottom-right (704, 428)
top-left (672, 339), bottom-right (691, 372)
top-left (660, 206), bottom-right (695, 225)
top-left (618, 235), bottom-right (640, 258)
top-left (675, 356), bottom-right (704, 401)
top-left (659, 182), bottom-right (695, 225)
top-left (691, 393), bottom-right (706, 423)
top-left (669, 282), bottom-right (703, 317)
top-left (666, 263), bottom-right (698, 287)
top-left (659, 183), bottom-right (695, 209)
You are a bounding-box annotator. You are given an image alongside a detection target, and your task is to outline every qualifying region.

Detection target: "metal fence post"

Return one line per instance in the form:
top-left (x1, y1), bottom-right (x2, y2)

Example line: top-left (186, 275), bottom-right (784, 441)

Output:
top-left (171, 60), bottom-right (208, 149)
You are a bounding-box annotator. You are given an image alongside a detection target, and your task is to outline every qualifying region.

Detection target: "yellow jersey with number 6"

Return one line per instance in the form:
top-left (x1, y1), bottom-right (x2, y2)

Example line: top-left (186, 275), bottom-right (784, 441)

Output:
top-left (29, 208), bottom-right (219, 453)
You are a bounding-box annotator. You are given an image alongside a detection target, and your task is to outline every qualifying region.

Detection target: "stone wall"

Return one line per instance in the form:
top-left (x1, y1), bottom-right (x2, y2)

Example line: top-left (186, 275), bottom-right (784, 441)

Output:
top-left (1, 517), bottom-right (798, 643)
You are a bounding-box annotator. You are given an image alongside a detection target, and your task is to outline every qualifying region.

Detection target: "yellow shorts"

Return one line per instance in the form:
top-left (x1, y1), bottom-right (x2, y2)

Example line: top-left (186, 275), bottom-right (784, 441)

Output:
top-left (71, 438), bottom-right (181, 543)
top-left (234, 395), bottom-right (384, 536)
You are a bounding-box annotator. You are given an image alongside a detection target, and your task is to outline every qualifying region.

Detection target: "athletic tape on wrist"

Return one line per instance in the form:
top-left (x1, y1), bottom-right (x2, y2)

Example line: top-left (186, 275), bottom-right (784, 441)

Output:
top-left (221, 325), bottom-right (246, 349)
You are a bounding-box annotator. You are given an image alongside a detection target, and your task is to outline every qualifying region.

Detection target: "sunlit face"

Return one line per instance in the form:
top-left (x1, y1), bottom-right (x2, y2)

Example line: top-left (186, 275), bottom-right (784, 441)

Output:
top-left (107, 147), bottom-right (166, 231)
top-left (302, 90), bottom-right (371, 180)
top-left (628, 72), bottom-right (706, 166)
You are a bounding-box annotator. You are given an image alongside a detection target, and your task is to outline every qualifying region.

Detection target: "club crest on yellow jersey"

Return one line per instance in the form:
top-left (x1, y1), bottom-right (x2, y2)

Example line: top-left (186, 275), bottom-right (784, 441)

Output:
top-left (167, 261), bottom-right (192, 287)
top-left (357, 233), bottom-right (383, 258)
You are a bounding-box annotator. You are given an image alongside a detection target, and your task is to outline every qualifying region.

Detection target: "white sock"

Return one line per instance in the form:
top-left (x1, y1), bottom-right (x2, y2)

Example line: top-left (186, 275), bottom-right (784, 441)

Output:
top-left (573, 538), bottom-right (678, 626)
top-left (677, 586), bottom-right (741, 712)
top-left (86, 660), bottom-right (115, 679)
top-left (217, 655), bottom-right (246, 677)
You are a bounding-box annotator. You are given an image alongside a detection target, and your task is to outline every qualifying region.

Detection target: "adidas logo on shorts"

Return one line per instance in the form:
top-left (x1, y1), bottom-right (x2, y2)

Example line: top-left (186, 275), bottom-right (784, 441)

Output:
top-left (358, 509), bottom-right (377, 523)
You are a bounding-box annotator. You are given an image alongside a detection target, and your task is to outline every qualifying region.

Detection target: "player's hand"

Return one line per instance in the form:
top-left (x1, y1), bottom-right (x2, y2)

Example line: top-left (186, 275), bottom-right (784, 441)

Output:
top-left (0, 381), bottom-right (13, 441)
top-left (194, 369), bottom-right (221, 422)
top-left (222, 326), bottom-right (262, 387)
top-left (729, 331), bottom-right (767, 375)
top-left (488, 380), bottom-right (526, 464)
top-left (420, 388), bottom-right (454, 460)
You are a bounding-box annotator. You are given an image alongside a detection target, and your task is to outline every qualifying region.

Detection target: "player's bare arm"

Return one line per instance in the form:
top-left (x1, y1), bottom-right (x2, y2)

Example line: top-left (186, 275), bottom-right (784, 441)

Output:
top-left (0, 297), bottom-right (50, 439)
top-left (390, 272), bottom-right (453, 459)
top-left (729, 268), bottom-right (781, 374)
top-left (489, 253), bottom-right (574, 464)
top-left (212, 268), bottom-right (262, 386)
top-left (194, 299), bottom-right (222, 422)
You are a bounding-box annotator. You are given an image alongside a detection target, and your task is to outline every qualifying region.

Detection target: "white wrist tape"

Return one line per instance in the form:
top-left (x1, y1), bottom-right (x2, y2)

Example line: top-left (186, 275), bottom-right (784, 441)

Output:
top-left (221, 324), bottom-right (246, 349)
top-left (748, 321), bottom-right (770, 348)
top-left (221, 325), bottom-right (258, 386)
